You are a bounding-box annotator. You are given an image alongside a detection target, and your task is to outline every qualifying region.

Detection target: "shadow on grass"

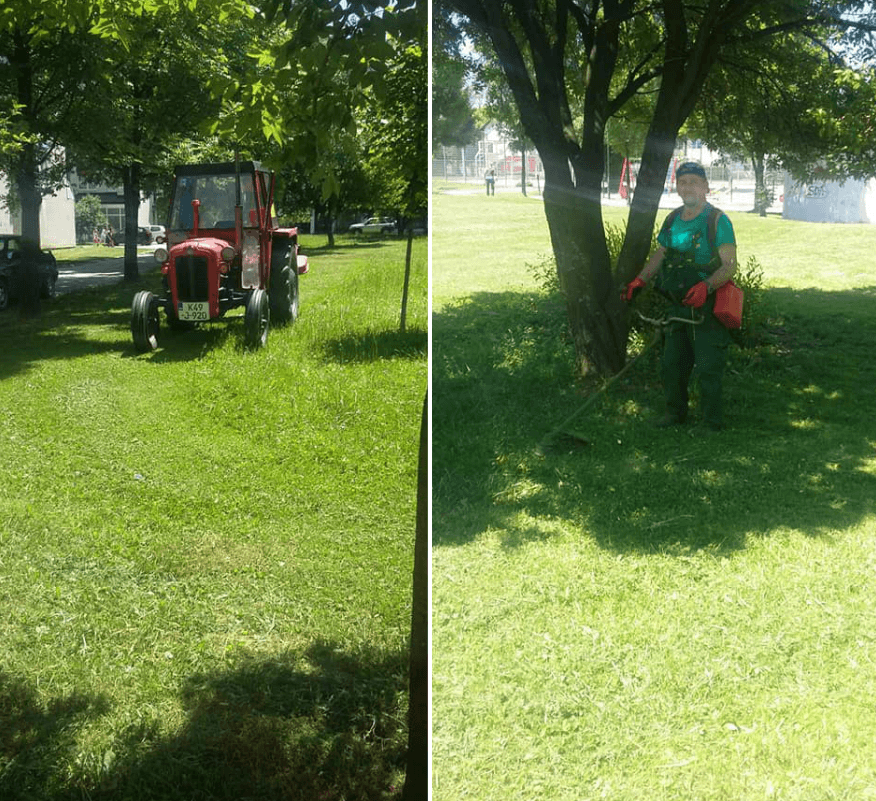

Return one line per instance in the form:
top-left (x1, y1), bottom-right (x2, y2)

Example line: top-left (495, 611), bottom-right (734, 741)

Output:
top-left (0, 276), bottom-right (260, 376)
top-left (433, 286), bottom-right (876, 555)
top-left (0, 279), bottom-right (151, 378)
top-left (0, 671), bottom-right (112, 799)
top-left (0, 323), bottom-right (125, 382)
top-left (131, 320), bottom-right (241, 363)
top-left (0, 642), bottom-right (407, 801)
top-left (303, 239), bottom-right (398, 253)
top-left (322, 327), bottom-right (428, 363)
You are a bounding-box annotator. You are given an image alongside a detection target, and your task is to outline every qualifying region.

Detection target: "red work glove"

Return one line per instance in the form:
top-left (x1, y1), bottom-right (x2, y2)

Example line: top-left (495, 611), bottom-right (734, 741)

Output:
top-left (622, 277), bottom-right (646, 303)
top-left (683, 281), bottom-right (709, 308)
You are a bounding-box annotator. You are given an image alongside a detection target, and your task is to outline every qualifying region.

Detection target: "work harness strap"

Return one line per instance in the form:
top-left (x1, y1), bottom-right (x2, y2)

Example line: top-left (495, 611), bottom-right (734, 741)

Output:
top-left (659, 205), bottom-right (724, 253)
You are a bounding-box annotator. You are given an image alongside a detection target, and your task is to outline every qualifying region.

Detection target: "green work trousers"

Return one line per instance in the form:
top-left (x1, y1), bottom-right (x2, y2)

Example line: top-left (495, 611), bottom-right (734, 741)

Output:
top-left (662, 321), bottom-right (729, 428)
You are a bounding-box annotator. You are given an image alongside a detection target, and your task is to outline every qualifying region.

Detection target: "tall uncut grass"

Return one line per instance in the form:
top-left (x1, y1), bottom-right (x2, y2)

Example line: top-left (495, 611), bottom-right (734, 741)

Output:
top-left (0, 235), bottom-right (426, 800)
top-left (432, 187), bottom-right (876, 800)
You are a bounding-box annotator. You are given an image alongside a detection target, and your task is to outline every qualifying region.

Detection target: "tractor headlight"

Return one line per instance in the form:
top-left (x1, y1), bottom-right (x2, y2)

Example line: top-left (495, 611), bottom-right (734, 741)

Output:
top-left (154, 247), bottom-right (168, 264)
top-left (220, 245), bottom-right (236, 262)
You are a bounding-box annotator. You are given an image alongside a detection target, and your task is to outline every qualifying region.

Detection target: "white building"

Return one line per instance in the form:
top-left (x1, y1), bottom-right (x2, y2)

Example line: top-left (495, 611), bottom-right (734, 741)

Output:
top-left (67, 169), bottom-right (154, 241)
top-left (0, 168), bottom-right (77, 248)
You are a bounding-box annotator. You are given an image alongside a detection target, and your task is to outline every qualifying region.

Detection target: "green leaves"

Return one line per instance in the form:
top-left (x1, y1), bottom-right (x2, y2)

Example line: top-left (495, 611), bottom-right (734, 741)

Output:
top-left (208, 0), bottom-right (425, 217)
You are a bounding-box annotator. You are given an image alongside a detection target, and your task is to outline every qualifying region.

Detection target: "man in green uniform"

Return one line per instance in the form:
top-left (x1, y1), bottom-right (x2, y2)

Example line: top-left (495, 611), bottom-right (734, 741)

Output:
top-left (623, 162), bottom-right (737, 430)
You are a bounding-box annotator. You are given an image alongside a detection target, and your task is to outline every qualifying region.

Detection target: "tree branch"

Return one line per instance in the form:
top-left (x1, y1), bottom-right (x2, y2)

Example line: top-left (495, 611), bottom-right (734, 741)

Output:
top-left (608, 65), bottom-right (663, 116)
top-left (451, 0), bottom-right (575, 156)
top-left (560, 0), bottom-right (597, 54)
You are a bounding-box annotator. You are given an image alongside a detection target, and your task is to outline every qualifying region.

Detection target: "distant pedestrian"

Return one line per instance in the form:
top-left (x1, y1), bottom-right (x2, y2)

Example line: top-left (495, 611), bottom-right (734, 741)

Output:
top-left (92, 228), bottom-right (100, 245)
top-left (485, 169), bottom-right (496, 196)
top-left (105, 226), bottom-right (115, 247)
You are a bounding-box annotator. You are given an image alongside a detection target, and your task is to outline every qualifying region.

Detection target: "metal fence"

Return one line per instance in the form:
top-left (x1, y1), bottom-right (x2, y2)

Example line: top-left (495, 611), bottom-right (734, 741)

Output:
top-left (434, 145), bottom-right (785, 209)
top-left (433, 141), bottom-right (545, 189)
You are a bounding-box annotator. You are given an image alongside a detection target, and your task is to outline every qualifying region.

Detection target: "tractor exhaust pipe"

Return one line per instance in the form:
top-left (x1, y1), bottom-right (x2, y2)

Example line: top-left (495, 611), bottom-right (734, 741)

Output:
top-left (234, 152), bottom-right (243, 251)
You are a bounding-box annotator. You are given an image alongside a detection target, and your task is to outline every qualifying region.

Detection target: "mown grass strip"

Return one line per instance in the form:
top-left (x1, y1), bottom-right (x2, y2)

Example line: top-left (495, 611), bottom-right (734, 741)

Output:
top-left (432, 191), bottom-right (876, 800)
top-left (1, 235), bottom-right (426, 800)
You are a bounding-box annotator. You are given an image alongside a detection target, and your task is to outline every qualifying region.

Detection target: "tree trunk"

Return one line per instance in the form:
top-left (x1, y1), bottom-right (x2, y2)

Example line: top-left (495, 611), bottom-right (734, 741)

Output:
top-left (752, 152), bottom-right (768, 216)
top-left (401, 393), bottom-right (428, 801)
top-left (12, 32), bottom-right (42, 319)
top-left (520, 146), bottom-right (526, 196)
top-left (400, 227), bottom-right (413, 333)
top-left (14, 232), bottom-right (43, 320)
top-left (540, 149), bottom-right (627, 376)
top-left (123, 163), bottom-right (141, 281)
top-left (617, 121), bottom-right (680, 286)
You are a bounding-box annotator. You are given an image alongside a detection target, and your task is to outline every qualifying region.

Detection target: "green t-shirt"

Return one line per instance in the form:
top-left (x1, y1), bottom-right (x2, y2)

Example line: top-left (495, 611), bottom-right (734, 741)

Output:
top-left (657, 203), bottom-right (736, 265)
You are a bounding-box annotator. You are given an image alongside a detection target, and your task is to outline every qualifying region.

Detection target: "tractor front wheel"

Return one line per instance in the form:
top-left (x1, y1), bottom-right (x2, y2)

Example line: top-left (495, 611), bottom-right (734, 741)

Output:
top-left (244, 288), bottom-right (270, 349)
top-left (131, 290), bottom-right (160, 352)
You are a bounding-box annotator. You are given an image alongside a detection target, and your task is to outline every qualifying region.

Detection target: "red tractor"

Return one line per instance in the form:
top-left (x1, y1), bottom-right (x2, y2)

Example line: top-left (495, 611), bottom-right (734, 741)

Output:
top-left (131, 160), bottom-right (307, 351)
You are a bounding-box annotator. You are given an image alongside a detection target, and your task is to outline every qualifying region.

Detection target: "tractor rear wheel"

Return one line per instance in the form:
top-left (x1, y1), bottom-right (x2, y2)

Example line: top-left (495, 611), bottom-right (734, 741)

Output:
top-left (131, 290), bottom-right (160, 352)
top-left (244, 288), bottom-right (270, 349)
top-left (270, 242), bottom-right (299, 324)
top-left (270, 263), bottom-right (299, 325)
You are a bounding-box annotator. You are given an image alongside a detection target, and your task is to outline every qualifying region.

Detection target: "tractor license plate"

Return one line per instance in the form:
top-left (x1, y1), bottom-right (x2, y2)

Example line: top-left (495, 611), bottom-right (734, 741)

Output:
top-left (178, 301), bottom-right (209, 321)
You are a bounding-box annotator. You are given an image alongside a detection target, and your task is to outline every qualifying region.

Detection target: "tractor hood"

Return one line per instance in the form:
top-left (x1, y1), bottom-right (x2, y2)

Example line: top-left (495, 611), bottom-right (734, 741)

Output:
top-left (168, 236), bottom-right (232, 256)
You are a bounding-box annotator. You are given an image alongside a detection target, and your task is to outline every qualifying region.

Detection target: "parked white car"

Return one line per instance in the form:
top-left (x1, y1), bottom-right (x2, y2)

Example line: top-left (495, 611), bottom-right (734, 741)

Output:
top-left (146, 224), bottom-right (166, 243)
top-left (348, 217), bottom-right (397, 235)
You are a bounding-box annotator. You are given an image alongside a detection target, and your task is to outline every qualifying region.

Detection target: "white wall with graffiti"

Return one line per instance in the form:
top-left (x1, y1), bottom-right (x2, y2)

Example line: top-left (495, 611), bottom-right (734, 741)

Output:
top-left (783, 175), bottom-right (876, 224)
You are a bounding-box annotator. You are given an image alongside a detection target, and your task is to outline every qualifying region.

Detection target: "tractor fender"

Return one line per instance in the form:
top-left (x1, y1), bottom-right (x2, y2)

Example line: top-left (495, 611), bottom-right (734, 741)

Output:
top-left (271, 231), bottom-right (308, 274)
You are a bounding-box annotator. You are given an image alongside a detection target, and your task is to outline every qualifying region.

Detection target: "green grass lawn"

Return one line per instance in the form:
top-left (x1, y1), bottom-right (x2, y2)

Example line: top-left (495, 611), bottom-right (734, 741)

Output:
top-left (0, 235), bottom-right (426, 800)
top-left (432, 190), bottom-right (876, 799)
top-left (51, 245), bottom-right (127, 261)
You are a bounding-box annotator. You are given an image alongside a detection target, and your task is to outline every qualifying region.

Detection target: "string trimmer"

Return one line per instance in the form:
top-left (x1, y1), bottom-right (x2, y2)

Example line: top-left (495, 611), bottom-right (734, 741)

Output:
top-left (535, 311), bottom-right (703, 454)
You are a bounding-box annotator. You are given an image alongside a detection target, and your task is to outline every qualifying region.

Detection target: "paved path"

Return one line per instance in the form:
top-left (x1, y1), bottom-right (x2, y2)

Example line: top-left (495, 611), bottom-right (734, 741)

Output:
top-left (55, 247), bottom-right (161, 295)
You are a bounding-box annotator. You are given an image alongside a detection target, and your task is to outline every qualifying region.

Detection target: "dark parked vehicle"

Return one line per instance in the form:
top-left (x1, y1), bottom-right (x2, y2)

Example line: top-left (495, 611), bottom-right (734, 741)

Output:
top-left (0, 234), bottom-right (59, 311)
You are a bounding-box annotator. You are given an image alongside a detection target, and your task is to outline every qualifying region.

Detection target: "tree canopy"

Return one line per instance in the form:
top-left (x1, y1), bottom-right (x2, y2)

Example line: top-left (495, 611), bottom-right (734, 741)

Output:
top-left (432, 9), bottom-right (478, 149)
top-left (213, 1), bottom-right (422, 199)
top-left (0, 0), bottom-right (248, 309)
top-left (2, 0), bottom-right (425, 305)
top-left (442, 0), bottom-right (876, 375)
top-left (685, 14), bottom-right (876, 213)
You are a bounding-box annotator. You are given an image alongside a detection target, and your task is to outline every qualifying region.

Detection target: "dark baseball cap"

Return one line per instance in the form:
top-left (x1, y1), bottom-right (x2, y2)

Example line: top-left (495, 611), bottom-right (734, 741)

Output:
top-left (676, 161), bottom-right (707, 180)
